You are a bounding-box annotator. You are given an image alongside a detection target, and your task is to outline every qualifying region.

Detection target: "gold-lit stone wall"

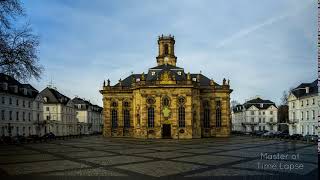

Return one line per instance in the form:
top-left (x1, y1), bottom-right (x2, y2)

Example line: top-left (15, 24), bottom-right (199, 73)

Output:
top-left (100, 35), bottom-right (232, 139)
top-left (101, 85), bottom-right (231, 139)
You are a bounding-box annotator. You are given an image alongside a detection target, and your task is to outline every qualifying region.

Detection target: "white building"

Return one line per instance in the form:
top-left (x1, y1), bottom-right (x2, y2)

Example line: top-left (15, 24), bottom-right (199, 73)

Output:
top-left (0, 73), bottom-right (44, 137)
top-left (72, 97), bottom-right (103, 135)
top-left (288, 80), bottom-right (319, 136)
top-left (39, 87), bottom-right (77, 136)
top-left (232, 97), bottom-right (278, 132)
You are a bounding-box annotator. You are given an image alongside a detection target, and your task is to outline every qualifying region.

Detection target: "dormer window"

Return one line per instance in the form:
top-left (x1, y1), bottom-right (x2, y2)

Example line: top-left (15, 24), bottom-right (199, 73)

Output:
top-left (177, 71), bottom-right (182, 75)
top-left (260, 103), bottom-right (263, 108)
top-left (192, 78), bottom-right (197, 82)
top-left (151, 72), bottom-right (155, 76)
top-left (43, 97), bottom-right (48, 102)
top-left (136, 78), bottom-right (140, 82)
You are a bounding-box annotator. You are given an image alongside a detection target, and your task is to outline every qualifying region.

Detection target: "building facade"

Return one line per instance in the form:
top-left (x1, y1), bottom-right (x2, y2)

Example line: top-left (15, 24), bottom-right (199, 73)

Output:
top-left (39, 87), bottom-right (77, 136)
top-left (288, 80), bottom-right (319, 136)
top-left (73, 97), bottom-right (103, 135)
top-left (232, 97), bottom-right (278, 132)
top-left (100, 35), bottom-right (232, 139)
top-left (0, 73), bottom-right (44, 137)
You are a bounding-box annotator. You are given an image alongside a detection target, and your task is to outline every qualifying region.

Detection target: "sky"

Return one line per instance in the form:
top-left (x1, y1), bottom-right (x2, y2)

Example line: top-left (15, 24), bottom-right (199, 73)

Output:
top-left (21, 0), bottom-right (317, 106)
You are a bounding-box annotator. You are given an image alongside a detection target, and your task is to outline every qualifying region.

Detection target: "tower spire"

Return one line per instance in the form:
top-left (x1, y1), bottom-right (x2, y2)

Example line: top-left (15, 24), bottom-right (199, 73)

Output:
top-left (156, 34), bottom-right (177, 66)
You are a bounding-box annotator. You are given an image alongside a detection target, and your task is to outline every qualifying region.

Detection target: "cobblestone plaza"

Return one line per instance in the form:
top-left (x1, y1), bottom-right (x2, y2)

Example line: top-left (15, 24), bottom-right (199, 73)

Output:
top-left (0, 136), bottom-right (317, 179)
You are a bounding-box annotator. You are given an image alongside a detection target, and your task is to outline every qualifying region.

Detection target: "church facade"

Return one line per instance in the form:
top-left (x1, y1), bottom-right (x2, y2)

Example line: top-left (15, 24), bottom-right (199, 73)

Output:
top-left (100, 35), bottom-right (232, 139)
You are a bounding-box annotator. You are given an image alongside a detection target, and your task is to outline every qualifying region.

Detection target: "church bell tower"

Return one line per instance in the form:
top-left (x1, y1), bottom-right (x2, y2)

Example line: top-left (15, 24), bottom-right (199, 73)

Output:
top-left (156, 34), bottom-right (177, 66)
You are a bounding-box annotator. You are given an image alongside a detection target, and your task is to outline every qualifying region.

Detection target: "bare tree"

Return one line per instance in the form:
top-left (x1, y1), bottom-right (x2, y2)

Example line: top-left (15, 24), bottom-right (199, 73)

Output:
top-left (231, 100), bottom-right (240, 108)
top-left (0, 0), bottom-right (42, 81)
top-left (280, 90), bottom-right (288, 105)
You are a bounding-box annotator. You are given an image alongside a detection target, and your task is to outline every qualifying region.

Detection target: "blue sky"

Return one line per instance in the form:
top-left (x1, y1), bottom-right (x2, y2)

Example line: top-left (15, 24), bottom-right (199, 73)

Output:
top-left (22, 0), bottom-right (317, 106)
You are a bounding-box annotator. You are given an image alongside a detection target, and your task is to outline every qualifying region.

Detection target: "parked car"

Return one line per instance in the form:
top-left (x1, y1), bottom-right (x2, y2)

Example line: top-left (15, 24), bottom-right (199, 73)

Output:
top-left (302, 135), bottom-right (318, 142)
top-left (253, 130), bottom-right (267, 136)
top-left (278, 131), bottom-right (290, 139)
top-left (262, 131), bottom-right (276, 138)
top-left (290, 134), bottom-right (303, 140)
top-left (12, 135), bottom-right (26, 144)
top-left (42, 132), bottom-right (56, 141)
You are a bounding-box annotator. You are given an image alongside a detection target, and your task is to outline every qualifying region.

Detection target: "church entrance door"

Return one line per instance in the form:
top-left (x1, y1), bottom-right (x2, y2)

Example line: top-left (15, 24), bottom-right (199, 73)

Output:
top-left (162, 124), bottom-right (171, 138)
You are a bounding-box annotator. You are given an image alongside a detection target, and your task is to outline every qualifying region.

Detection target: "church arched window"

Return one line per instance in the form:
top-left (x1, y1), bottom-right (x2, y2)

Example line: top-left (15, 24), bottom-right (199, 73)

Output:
top-left (148, 107), bottom-right (154, 128)
top-left (216, 100), bottom-right (222, 127)
top-left (111, 109), bottom-right (118, 128)
top-left (123, 101), bottom-right (130, 128)
top-left (123, 109), bottom-right (130, 128)
top-left (178, 106), bottom-right (185, 127)
top-left (203, 100), bottom-right (210, 128)
top-left (164, 44), bottom-right (169, 55)
top-left (162, 96), bottom-right (170, 107)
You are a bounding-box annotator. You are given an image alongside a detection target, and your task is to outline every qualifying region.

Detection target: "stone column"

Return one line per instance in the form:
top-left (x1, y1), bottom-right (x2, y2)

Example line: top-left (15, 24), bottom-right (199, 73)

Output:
top-left (103, 98), bottom-right (111, 137)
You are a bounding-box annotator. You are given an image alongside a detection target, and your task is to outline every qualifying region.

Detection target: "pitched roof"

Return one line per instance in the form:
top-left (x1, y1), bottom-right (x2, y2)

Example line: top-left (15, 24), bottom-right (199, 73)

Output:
top-left (291, 80), bottom-right (318, 98)
top-left (243, 98), bottom-right (276, 110)
top-left (39, 87), bottom-right (70, 104)
top-left (0, 73), bottom-right (39, 98)
top-left (72, 97), bottom-right (103, 112)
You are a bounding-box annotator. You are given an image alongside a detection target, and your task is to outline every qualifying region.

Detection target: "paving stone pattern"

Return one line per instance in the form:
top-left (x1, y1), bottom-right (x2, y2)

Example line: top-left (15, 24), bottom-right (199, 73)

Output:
top-left (0, 136), bottom-right (317, 178)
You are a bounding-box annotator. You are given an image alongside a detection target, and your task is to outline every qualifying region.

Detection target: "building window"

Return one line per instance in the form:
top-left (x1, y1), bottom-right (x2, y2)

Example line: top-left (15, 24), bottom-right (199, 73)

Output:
top-left (1, 110), bottom-right (5, 120)
top-left (306, 111), bottom-right (309, 120)
top-left (301, 101), bottom-right (303, 107)
top-left (312, 110), bottom-right (315, 119)
top-left (23, 112), bottom-right (25, 121)
top-left (270, 118), bottom-right (273, 122)
top-left (263, 111), bottom-right (265, 115)
top-left (23, 100), bottom-right (25, 107)
top-left (9, 97), bottom-right (12, 105)
top-left (28, 113), bottom-right (31, 121)
top-left (251, 111), bottom-right (254, 115)
top-left (312, 99), bottom-right (315, 105)
top-left (306, 100), bottom-right (309, 106)
top-left (178, 106), bottom-right (185, 128)
top-left (111, 109), bottom-right (118, 128)
top-left (37, 113), bottom-right (40, 121)
top-left (301, 112), bottom-right (304, 120)
top-left (16, 127), bottom-right (19, 136)
top-left (292, 102), bottom-right (295, 108)
top-left (259, 118), bottom-right (261, 123)
top-left (263, 118), bottom-right (265, 123)
top-left (216, 101), bottom-right (222, 127)
top-left (16, 99), bottom-right (19, 106)
top-left (1, 97), bottom-right (5, 104)
top-left (251, 117), bottom-right (254, 122)
top-left (29, 127), bottom-right (31, 135)
top-left (46, 115), bottom-right (50, 120)
top-left (111, 101), bottom-right (118, 108)
top-left (147, 107), bottom-right (154, 128)
top-left (9, 111), bottom-right (12, 120)
top-left (164, 44), bottom-right (169, 55)
top-left (203, 109), bottom-right (210, 128)
top-left (162, 96), bottom-right (170, 106)
top-left (270, 111), bottom-right (273, 115)
top-left (123, 109), bottom-right (130, 128)
top-left (46, 107), bottom-right (49, 111)
top-left (16, 112), bottom-right (19, 121)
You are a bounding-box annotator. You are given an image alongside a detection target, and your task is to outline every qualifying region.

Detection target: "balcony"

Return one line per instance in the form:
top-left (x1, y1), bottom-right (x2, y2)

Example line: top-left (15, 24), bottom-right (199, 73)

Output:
top-left (242, 122), bottom-right (258, 126)
top-left (267, 121), bottom-right (277, 125)
top-left (288, 119), bottom-right (299, 124)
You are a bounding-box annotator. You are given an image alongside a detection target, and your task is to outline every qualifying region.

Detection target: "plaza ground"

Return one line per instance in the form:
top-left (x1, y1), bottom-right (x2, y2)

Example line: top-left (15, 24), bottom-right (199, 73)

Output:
top-left (0, 135), bottom-right (317, 179)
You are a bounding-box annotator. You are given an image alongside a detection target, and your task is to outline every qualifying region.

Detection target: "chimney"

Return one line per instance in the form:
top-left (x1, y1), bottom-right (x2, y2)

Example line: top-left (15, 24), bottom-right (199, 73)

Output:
top-left (305, 87), bottom-right (309, 94)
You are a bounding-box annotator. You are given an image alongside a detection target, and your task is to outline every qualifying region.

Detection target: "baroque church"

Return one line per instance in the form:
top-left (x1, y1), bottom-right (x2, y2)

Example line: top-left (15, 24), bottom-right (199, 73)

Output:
top-left (100, 35), bottom-right (232, 139)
